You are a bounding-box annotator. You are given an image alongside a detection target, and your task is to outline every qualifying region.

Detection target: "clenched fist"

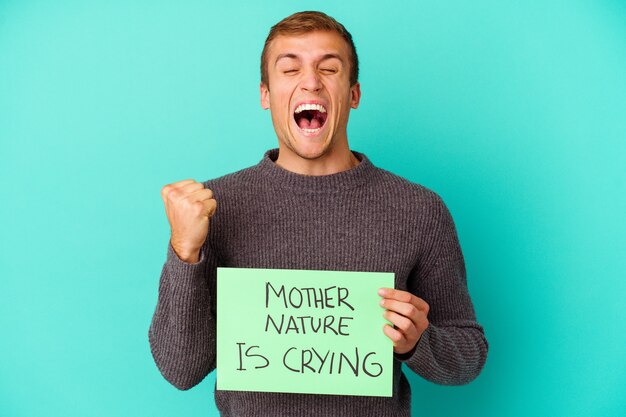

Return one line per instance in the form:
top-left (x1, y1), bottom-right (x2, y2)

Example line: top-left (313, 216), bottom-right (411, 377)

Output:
top-left (161, 179), bottom-right (217, 263)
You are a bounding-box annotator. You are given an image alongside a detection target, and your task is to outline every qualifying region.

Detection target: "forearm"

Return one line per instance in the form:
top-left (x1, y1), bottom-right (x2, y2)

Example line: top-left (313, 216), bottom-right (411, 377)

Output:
top-left (148, 243), bottom-right (217, 390)
top-left (402, 192), bottom-right (488, 384)
top-left (400, 320), bottom-right (488, 385)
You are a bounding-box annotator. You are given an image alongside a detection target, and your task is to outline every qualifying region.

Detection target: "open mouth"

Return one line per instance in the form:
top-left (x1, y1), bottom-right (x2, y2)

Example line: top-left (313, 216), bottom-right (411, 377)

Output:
top-left (293, 103), bottom-right (328, 134)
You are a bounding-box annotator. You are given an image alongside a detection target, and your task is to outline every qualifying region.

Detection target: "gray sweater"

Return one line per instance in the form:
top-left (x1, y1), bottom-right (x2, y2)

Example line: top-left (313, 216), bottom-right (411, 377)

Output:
top-left (149, 149), bottom-right (488, 416)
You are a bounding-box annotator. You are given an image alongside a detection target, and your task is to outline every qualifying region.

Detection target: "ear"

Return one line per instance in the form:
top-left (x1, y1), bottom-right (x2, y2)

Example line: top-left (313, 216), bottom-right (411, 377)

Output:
top-left (350, 82), bottom-right (361, 109)
top-left (260, 82), bottom-right (270, 110)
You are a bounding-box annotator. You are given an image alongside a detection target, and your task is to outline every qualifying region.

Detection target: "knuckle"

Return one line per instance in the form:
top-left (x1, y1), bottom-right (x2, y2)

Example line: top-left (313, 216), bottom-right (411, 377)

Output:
top-left (191, 200), bottom-right (205, 213)
top-left (169, 187), bottom-right (182, 200)
top-left (416, 321), bottom-right (428, 333)
top-left (399, 319), bottom-right (413, 333)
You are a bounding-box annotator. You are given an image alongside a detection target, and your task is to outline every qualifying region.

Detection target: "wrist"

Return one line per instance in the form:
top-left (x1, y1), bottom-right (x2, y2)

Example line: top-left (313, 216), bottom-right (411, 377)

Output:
top-left (170, 240), bottom-right (201, 263)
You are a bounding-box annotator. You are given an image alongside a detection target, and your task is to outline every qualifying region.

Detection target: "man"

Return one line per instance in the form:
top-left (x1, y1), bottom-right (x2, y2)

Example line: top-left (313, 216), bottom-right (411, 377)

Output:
top-left (149, 11), bottom-right (488, 416)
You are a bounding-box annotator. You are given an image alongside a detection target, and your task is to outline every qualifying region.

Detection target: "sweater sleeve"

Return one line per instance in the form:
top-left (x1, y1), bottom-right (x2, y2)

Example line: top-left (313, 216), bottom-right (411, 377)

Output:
top-left (400, 193), bottom-right (489, 385)
top-left (148, 240), bottom-right (218, 390)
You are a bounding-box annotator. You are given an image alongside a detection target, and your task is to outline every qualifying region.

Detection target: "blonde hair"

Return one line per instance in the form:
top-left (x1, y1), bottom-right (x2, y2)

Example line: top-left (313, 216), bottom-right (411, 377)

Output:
top-left (260, 11), bottom-right (359, 87)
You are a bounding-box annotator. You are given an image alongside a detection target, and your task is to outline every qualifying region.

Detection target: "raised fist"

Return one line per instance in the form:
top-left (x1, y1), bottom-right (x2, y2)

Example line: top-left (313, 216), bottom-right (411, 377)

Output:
top-left (161, 179), bottom-right (217, 263)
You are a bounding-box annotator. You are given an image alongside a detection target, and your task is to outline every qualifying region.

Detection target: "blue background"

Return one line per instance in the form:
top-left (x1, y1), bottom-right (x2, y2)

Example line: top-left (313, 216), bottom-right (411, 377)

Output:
top-left (1, 1), bottom-right (624, 416)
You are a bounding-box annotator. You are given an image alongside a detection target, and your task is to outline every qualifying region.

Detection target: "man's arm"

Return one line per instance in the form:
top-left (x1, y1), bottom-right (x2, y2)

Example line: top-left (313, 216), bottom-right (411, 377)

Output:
top-left (148, 180), bottom-right (218, 390)
top-left (381, 193), bottom-right (488, 385)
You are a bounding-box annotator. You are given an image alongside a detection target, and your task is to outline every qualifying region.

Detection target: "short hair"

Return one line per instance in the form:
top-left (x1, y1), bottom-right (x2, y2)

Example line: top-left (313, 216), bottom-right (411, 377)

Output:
top-left (260, 11), bottom-right (359, 87)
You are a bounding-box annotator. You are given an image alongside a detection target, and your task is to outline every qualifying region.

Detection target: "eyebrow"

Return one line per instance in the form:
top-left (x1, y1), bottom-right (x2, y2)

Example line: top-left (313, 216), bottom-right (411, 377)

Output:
top-left (275, 53), bottom-right (299, 64)
top-left (274, 53), bottom-right (344, 65)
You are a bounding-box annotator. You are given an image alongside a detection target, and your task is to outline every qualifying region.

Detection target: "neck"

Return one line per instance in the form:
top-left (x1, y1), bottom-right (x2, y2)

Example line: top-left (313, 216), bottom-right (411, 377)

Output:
top-left (275, 143), bottom-right (360, 176)
top-left (258, 148), bottom-right (374, 193)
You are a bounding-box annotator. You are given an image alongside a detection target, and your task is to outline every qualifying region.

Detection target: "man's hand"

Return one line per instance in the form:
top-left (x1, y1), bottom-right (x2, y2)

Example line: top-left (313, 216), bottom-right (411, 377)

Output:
top-left (378, 288), bottom-right (430, 355)
top-left (161, 179), bottom-right (217, 263)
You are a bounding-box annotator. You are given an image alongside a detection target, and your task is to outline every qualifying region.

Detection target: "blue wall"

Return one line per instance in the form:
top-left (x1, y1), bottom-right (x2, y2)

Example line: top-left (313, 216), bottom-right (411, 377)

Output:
top-left (1, 1), bottom-right (624, 416)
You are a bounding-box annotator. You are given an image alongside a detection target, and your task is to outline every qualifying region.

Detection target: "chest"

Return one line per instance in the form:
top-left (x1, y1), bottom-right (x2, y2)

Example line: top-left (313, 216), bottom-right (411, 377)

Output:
top-left (210, 192), bottom-right (423, 290)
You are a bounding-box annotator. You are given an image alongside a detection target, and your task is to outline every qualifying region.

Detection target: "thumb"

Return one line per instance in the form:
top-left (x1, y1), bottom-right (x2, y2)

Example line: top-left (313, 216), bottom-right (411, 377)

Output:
top-left (203, 198), bottom-right (217, 218)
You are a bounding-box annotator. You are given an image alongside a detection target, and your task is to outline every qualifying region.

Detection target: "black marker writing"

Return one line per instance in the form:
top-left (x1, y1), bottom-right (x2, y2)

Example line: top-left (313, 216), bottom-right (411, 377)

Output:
top-left (282, 347), bottom-right (383, 377)
top-left (266, 282), bottom-right (355, 311)
top-left (236, 342), bottom-right (269, 371)
top-left (265, 314), bottom-right (354, 336)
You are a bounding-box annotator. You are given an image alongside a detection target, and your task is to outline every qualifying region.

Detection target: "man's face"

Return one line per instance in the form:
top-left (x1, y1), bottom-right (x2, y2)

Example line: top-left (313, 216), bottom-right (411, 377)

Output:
top-left (260, 31), bottom-right (361, 163)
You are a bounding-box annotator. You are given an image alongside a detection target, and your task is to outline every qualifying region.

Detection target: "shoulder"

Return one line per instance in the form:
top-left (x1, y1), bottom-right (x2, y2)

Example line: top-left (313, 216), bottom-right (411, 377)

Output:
top-left (371, 166), bottom-right (447, 210)
top-left (202, 164), bottom-right (264, 193)
top-left (366, 165), bottom-right (456, 237)
top-left (361, 165), bottom-right (460, 257)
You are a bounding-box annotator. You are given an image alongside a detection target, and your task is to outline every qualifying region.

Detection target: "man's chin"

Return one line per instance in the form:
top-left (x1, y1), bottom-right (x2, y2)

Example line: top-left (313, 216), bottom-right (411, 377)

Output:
top-left (290, 146), bottom-right (328, 161)
top-left (277, 142), bottom-right (328, 163)
top-left (287, 132), bottom-right (332, 159)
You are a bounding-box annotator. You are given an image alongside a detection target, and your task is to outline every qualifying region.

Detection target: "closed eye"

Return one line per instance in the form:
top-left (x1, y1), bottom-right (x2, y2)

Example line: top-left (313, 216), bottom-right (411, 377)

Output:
top-left (320, 68), bottom-right (337, 74)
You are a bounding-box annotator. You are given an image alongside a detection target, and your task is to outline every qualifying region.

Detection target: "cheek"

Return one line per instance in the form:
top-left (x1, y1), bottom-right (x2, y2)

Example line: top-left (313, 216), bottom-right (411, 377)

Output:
top-left (270, 89), bottom-right (291, 110)
top-left (269, 95), bottom-right (293, 129)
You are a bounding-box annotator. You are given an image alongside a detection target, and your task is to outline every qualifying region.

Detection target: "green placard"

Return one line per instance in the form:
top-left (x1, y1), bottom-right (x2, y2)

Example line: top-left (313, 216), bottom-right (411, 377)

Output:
top-left (216, 268), bottom-right (394, 397)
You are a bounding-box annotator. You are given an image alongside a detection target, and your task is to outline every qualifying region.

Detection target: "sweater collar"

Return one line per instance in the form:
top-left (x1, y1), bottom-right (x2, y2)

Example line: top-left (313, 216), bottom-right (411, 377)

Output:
top-left (256, 148), bottom-right (375, 193)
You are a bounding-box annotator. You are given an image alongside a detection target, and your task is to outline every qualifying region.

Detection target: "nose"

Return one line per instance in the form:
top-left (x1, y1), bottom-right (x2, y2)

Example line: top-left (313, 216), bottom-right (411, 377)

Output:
top-left (301, 68), bottom-right (322, 93)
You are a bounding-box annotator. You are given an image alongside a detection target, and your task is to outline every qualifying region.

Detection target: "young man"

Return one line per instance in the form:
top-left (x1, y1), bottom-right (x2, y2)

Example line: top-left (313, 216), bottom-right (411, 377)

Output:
top-left (149, 11), bottom-right (488, 416)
